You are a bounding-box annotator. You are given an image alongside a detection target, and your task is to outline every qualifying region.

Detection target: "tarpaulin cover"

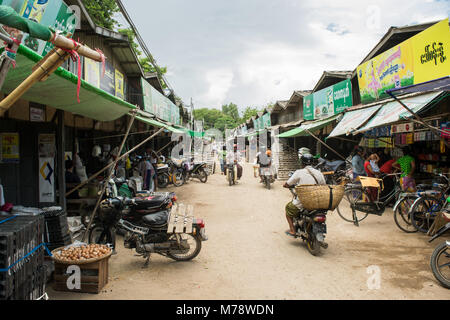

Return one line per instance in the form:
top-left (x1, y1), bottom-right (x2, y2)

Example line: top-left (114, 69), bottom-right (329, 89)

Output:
top-left (386, 76), bottom-right (450, 96)
top-left (328, 104), bottom-right (382, 138)
top-left (278, 114), bottom-right (340, 138)
top-left (0, 44), bottom-right (136, 121)
top-left (135, 115), bottom-right (184, 134)
top-left (0, 5), bottom-right (52, 41)
top-left (354, 91), bottom-right (443, 134)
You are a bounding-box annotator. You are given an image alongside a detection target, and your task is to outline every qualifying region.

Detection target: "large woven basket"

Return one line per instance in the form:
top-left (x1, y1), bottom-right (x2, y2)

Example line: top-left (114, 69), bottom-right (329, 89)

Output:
top-left (295, 184), bottom-right (345, 211)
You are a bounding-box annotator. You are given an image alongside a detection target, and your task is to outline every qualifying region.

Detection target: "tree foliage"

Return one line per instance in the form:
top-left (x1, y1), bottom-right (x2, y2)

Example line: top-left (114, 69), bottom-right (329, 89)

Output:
top-left (82, 0), bottom-right (119, 30)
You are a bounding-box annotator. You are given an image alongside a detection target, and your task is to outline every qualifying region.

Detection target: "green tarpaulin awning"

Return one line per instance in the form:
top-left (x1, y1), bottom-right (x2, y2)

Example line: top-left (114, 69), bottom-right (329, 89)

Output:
top-left (135, 115), bottom-right (184, 133)
top-left (278, 114), bottom-right (340, 138)
top-left (1, 44), bottom-right (136, 121)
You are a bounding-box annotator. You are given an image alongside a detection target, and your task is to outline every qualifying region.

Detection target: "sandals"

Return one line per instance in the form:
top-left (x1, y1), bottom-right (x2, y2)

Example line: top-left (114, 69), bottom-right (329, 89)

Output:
top-left (285, 231), bottom-right (296, 238)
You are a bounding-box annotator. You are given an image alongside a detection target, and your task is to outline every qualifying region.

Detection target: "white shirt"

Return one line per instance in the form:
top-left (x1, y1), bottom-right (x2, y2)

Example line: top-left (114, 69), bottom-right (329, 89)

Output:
top-left (287, 166), bottom-right (326, 210)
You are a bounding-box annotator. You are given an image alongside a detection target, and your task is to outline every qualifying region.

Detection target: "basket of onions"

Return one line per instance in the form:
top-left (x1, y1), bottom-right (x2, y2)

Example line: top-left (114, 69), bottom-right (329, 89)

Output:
top-left (51, 243), bottom-right (112, 265)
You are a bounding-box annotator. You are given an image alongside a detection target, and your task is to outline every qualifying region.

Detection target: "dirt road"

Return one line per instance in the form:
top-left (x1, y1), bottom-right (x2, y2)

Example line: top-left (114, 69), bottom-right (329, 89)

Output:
top-left (48, 163), bottom-right (449, 300)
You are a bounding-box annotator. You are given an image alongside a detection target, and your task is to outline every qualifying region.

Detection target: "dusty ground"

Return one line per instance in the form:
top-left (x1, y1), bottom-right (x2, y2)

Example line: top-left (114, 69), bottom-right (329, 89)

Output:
top-left (48, 162), bottom-right (449, 300)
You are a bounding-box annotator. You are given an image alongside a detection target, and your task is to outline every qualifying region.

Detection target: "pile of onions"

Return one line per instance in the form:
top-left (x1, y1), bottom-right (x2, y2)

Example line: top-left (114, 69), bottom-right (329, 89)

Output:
top-left (53, 244), bottom-right (111, 262)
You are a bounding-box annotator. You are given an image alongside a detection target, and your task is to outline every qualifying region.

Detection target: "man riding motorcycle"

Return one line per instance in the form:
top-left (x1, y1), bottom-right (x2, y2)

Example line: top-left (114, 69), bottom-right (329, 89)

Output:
top-left (226, 144), bottom-right (243, 181)
top-left (283, 154), bottom-right (326, 237)
top-left (257, 149), bottom-right (272, 183)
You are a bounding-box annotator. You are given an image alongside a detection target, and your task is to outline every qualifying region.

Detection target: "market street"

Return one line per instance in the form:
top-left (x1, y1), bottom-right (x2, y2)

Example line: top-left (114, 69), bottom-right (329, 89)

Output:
top-left (48, 162), bottom-right (449, 300)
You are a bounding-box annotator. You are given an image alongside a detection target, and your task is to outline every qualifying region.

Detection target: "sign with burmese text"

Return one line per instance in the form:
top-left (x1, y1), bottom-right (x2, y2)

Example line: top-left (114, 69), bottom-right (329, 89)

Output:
top-left (303, 79), bottom-right (352, 120)
top-left (357, 19), bottom-right (450, 104)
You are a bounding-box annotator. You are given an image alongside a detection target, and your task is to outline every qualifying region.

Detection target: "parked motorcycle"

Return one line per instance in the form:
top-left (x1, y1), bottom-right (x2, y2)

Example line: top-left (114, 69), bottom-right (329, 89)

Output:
top-left (428, 197), bottom-right (450, 289)
top-left (89, 194), bottom-right (207, 266)
top-left (156, 163), bottom-right (171, 188)
top-left (315, 155), bottom-right (346, 185)
top-left (182, 159), bottom-right (208, 184)
top-left (287, 172), bottom-right (329, 256)
top-left (166, 159), bottom-right (186, 187)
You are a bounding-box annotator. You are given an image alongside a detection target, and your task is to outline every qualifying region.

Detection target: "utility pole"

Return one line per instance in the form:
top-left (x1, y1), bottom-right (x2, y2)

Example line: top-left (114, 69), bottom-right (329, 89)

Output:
top-left (190, 97), bottom-right (194, 131)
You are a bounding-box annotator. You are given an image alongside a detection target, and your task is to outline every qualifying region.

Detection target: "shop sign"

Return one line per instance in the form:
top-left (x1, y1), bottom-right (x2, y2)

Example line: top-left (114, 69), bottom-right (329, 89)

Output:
top-left (391, 122), bottom-right (414, 133)
top-left (30, 105), bottom-right (46, 122)
top-left (141, 78), bottom-right (181, 125)
top-left (38, 134), bottom-right (55, 158)
top-left (357, 19), bottom-right (450, 104)
top-left (100, 61), bottom-right (116, 96)
top-left (115, 70), bottom-right (125, 100)
top-left (39, 157), bottom-right (54, 203)
top-left (0, 0), bottom-right (78, 57)
top-left (84, 58), bottom-right (100, 88)
top-left (303, 79), bottom-right (352, 121)
top-left (0, 133), bottom-right (19, 163)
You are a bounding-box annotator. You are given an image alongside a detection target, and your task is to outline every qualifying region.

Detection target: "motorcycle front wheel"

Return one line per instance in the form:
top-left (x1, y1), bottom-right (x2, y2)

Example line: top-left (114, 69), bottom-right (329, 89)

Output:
top-left (430, 242), bottom-right (450, 289)
top-left (167, 233), bottom-right (202, 261)
top-left (88, 225), bottom-right (116, 249)
top-left (157, 173), bottom-right (170, 188)
top-left (265, 177), bottom-right (271, 190)
top-left (198, 168), bottom-right (208, 183)
top-left (173, 170), bottom-right (185, 187)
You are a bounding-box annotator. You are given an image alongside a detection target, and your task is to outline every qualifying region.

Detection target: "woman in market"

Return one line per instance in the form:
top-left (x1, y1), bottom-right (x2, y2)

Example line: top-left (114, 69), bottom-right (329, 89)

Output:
top-left (393, 147), bottom-right (417, 192)
top-left (364, 153), bottom-right (380, 201)
top-left (351, 147), bottom-right (366, 181)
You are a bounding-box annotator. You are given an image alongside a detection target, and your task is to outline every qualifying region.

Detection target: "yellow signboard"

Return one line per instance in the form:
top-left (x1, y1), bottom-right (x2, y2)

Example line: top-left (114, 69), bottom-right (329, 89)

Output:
top-left (115, 70), bottom-right (124, 100)
top-left (357, 19), bottom-right (450, 104)
top-left (0, 133), bottom-right (20, 163)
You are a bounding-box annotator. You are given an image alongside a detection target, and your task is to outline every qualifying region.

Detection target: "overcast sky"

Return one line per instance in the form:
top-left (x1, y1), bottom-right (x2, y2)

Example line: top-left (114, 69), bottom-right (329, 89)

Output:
top-left (120, 0), bottom-right (449, 112)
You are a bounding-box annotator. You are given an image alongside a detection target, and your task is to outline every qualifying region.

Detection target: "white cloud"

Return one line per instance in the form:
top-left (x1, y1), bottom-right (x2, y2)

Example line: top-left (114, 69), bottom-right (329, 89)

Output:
top-left (122, 0), bottom-right (450, 110)
top-left (198, 68), bottom-right (234, 107)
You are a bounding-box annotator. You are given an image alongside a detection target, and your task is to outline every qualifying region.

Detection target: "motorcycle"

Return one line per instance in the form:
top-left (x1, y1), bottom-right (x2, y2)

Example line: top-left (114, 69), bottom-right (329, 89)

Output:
top-left (287, 172), bottom-right (329, 256)
top-left (260, 166), bottom-right (275, 190)
top-left (315, 155), bottom-right (346, 185)
top-left (226, 162), bottom-right (237, 186)
top-left (89, 194), bottom-right (207, 267)
top-left (166, 159), bottom-right (186, 187)
top-left (428, 196), bottom-right (450, 289)
top-left (182, 158), bottom-right (208, 184)
top-left (156, 163), bottom-right (171, 188)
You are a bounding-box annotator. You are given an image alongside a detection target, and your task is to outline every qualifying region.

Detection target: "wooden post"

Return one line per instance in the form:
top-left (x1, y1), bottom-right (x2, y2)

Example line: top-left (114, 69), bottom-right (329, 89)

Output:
top-left (57, 110), bottom-right (66, 211)
top-left (82, 112), bottom-right (137, 242)
top-left (0, 48), bottom-right (70, 116)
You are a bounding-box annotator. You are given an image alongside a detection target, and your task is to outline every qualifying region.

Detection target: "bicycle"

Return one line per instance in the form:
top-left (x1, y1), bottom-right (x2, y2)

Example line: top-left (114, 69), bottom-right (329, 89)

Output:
top-left (336, 173), bottom-right (420, 228)
top-left (409, 174), bottom-right (450, 234)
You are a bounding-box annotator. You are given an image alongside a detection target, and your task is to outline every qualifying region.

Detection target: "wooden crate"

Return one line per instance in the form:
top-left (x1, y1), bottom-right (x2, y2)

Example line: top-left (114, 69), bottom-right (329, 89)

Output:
top-left (167, 203), bottom-right (195, 234)
top-left (52, 257), bottom-right (110, 294)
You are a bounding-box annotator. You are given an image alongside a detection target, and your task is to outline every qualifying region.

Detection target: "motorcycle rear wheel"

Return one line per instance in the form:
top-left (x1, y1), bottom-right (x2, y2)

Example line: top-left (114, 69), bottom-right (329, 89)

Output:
top-left (430, 242), bottom-right (450, 289)
top-left (306, 233), bottom-right (321, 256)
top-left (166, 234), bottom-right (202, 261)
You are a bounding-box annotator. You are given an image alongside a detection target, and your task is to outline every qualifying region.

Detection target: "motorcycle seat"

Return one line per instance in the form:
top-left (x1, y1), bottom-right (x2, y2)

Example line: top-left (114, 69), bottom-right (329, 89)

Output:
top-left (143, 210), bottom-right (169, 225)
top-left (134, 195), bottom-right (168, 209)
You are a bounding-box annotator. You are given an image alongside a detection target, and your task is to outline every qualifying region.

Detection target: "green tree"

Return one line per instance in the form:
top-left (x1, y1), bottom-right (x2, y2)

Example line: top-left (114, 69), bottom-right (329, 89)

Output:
top-left (82, 0), bottom-right (119, 30)
top-left (241, 106), bottom-right (259, 124)
top-left (221, 103), bottom-right (240, 122)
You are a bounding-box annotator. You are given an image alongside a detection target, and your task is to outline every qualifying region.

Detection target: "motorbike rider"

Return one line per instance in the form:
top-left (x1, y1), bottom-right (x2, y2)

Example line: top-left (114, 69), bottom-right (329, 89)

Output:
top-left (258, 149), bottom-right (272, 183)
top-left (226, 144), bottom-right (243, 181)
top-left (283, 154), bottom-right (326, 237)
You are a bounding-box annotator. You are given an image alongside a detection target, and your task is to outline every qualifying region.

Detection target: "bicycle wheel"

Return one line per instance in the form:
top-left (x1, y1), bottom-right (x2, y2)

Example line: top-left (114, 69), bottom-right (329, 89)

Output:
top-left (335, 187), bottom-right (370, 223)
top-left (393, 195), bottom-right (419, 233)
top-left (410, 195), bottom-right (442, 233)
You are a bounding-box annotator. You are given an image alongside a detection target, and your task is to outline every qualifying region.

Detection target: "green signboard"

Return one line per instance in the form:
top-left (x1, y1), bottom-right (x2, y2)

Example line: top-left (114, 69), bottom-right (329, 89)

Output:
top-left (0, 0), bottom-right (78, 56)
top-left (303, 79), bottom-right (352, 121)
top-left (141, 78), bottom-right (181, 125)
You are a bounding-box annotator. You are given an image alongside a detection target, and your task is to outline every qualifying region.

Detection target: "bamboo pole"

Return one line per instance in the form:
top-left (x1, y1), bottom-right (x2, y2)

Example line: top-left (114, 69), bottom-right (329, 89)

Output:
top-left (66, 127), bottom-right (164, 197)
top-left (0, 48), bottom-right (70, 116)
top-left (304, 128), bottom-right (349, 164)
top-left (51, 33), bottom-right (104, 62)
top-left (82, 112), bottom-right (136, 242)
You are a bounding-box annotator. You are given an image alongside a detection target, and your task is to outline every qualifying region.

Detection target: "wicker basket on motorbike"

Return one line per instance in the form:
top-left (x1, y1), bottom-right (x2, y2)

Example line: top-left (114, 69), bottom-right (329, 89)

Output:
top-left (295, 184), bottom-right (345, 211)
